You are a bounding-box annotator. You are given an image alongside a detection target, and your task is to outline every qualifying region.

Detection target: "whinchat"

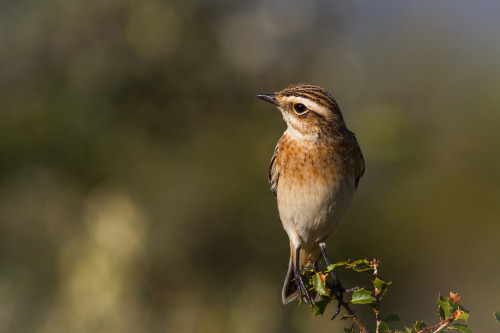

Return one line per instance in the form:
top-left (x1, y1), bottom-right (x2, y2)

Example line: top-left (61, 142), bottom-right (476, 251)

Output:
top-left (257, 84), bottom-right (364, 315)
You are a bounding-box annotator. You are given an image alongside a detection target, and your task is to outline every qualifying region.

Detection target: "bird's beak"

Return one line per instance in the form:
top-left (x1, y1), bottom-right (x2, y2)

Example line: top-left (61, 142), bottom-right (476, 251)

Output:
top-left (257, 94), bottom-right (280, 107)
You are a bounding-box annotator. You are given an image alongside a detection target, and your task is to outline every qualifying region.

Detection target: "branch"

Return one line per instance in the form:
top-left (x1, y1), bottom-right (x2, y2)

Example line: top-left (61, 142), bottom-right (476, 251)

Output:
top-left (416, 316), bottom-right (454, 333)
top-left (372, 259), bottom-right (383, 333)
top-left (303, 259), bottom-right (470, 333)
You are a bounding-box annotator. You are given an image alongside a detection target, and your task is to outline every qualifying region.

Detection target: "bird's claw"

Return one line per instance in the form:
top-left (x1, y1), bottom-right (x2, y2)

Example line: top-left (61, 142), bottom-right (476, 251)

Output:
top-left (294, 269), bottom-right (314, 305)
top-left (328, 280), bottom-right (344, 320)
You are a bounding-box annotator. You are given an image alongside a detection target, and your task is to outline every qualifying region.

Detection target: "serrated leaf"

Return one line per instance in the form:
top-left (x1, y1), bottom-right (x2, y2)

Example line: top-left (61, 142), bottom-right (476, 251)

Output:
top-left (302, 271), bottom-right (314, 290)
top-left (438, 293), bottom-right (458, 313)
top-left (449, 298), bottom-right (459, 313)
top-left (449, 324), bottom-right (472, 333)
top-left (351, 288), bottom-right (375, 304)
top-left (373, 278), bottom-right (387, 290)
top-left (457, 310), bottom-right (469, 322)
top-left (437, 294), bottom-right (452, 319)
top-left (327, 259), bottom-right (375, 273)
top-left (377, 321), bottom-right (390, 333)
top-left (438, 304), bottom-right (446, 320)
top-left (327, 261), bottom-right (350, 272)
top-left (385, 313), bottom-right (401, 322)
top-left (494, 311), bottom-right (500, 323)
top-left (353, 259), bottom-right (371, 265)
top-left (312, 297), bottom-right (330, 316)
top-left (352, 259), bottom-right (374, 273)
top-left (312, 273), bottom-right (330, 296)
top-left (373, 278), bottom-right (390, 298)
top-left (344, 323), bottom-right (355, 333)
top-left (413, 320), bottom-right (426, 331)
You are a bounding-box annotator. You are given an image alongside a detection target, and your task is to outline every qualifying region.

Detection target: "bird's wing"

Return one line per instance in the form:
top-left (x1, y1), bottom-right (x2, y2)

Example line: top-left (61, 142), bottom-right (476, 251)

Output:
top-left (350, 131), bottom-right (365, 189)
top-left (269, 141), bottom-right (280, 198)
top-left (354, 146), bottom-right (365, 189)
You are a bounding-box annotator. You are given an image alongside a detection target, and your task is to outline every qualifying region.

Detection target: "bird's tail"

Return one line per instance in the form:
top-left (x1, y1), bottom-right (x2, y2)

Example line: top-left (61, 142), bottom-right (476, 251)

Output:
top-left (282, 241), bottom-right (321, 304)
top-left (282, 259), bottom-right (299, 304)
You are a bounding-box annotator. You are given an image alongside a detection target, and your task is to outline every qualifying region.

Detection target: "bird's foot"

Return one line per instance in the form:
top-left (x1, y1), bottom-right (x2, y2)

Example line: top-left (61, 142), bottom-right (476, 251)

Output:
top-left (294, 269), bottom-right (314, 305)
top-left (325, 272), bottom-right (345, 320)
top-left (325, 280), bottom-right (361, 319)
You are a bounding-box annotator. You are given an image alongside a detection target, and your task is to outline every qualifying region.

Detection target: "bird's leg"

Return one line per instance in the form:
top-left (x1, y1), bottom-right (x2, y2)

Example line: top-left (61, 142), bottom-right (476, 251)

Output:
top-left (319, 242), bottom-right (343, 320)
top-left (294, 246), bottom-right (314, 305)
top-left (318, 242), bottom-right (340, 285)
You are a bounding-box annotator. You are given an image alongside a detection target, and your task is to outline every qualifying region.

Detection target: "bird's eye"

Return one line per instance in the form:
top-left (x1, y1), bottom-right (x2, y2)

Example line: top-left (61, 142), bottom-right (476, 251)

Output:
top-left (293, 103), bottom-right (307, 114)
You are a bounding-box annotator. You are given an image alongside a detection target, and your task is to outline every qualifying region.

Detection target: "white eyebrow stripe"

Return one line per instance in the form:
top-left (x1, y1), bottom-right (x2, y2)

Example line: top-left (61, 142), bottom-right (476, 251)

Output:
top-left (282, 96), bottom-right (331, 118)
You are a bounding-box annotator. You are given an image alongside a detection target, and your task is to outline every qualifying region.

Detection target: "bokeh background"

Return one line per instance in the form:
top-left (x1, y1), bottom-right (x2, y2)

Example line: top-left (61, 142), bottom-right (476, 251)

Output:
top-left (1, 1), bottom-right (500, 332)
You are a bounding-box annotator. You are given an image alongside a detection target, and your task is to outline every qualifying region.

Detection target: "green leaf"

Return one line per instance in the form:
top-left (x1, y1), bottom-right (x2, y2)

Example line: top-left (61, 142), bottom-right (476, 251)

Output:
top-left (344, 323), bottom-right (355, 333)
top-left (373, 278), bottom-right (390, 298)
top-left (302, 271), bottom-right (314, 290)
top-left (437, 294), bottom-right (452, 319)
top-left (352, 259), bottom-right (374, 273)
top-left (351, 288), bottom-right (376, 304)
top-left (341, 315), bottom-right (351, 321)
top-left (449, 324), bottom-right (472, 333)
top-left (494, 311), bottom-right (500, 323)
top-left (373, 278), bottom-right (386, 290)
top-left (312, 273), bottom-right (330, 296)
top-left (457, 310), bottom-right (469, 322)
top-left (438, 305), bottom-right (446, 320)
top-left (443, 293), bottom-right (459, 313)
top-left (448, 298), bottom-right (459, 313)
top-left (312, 297), bottom-right (330, 316)
top-left (413, 320), bottom-right (426, 331)
top-left (385, 313), bottom-right (401, 322)
top-left (327, 261), bottom-right (350, 272)
top-left (327, 259), bottom-right (375, 273)
top-left (377, 321), bottom-right (390, 333)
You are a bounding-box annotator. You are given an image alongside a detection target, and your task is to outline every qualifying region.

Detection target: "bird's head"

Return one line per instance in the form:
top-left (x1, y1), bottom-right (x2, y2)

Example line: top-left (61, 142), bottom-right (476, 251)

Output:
top-left (257, 83), bottom-right (346, 140)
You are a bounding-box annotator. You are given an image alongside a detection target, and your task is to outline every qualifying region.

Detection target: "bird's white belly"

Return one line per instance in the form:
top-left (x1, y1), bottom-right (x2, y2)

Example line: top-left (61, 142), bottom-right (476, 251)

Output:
top-left (277, 175), bottom-right (355, 249)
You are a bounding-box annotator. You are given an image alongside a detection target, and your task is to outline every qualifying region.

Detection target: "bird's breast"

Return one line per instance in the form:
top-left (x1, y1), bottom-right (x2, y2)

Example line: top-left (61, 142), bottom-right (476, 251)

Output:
top-left (276, 134), bottom-right (355, 248)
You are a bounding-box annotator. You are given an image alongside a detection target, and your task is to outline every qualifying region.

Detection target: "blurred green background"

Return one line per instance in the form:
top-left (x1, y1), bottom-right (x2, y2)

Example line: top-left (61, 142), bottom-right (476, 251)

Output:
top-left (1, 0), bottom-right (500, 332)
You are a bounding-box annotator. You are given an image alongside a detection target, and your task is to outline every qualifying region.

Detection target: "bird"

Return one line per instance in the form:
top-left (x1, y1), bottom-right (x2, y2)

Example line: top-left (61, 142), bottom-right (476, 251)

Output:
top-left (257, 84), bottom-right (364, 315)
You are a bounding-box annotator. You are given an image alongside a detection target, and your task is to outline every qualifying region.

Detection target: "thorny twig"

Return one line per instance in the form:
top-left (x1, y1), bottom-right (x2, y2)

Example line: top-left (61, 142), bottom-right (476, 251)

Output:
top-left (372, 259), bottom-right (383, 333)
top-left (306, 259), bottom-right (469, 333)
top-left (416, 311), bottom-right (461, 333)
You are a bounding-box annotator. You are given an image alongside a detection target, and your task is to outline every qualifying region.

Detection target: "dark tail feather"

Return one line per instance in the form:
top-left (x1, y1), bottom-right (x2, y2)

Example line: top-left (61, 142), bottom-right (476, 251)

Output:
top-left (282, 258), bottom-right (299, 304)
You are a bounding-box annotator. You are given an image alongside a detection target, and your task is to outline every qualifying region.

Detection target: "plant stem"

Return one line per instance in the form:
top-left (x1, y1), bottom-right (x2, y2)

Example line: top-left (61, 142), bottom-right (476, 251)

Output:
top-left (372, 259), bottom-right (382, 333)
top-left (416, 316), bottom-right (455, 333)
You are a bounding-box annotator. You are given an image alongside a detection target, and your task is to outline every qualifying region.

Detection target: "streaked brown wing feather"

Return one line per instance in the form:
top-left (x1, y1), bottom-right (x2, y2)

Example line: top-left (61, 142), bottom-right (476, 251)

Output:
top-left (269, 141), bottom-right (280, 197)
